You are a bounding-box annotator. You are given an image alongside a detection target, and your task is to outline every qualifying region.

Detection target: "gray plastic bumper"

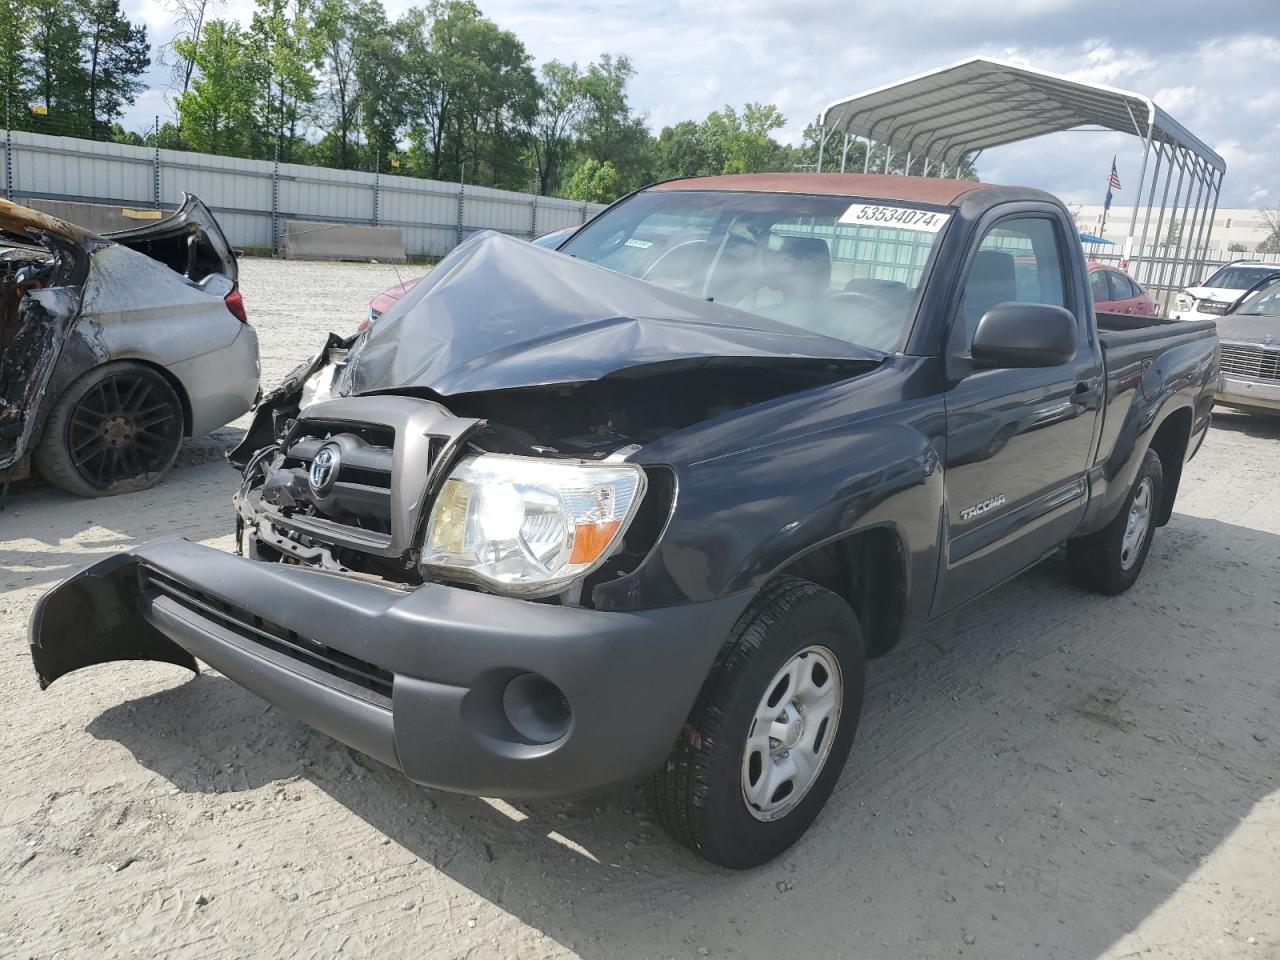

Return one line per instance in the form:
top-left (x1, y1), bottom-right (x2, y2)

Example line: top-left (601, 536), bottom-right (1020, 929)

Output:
top-left (30, 538), bottom-right (752, 799)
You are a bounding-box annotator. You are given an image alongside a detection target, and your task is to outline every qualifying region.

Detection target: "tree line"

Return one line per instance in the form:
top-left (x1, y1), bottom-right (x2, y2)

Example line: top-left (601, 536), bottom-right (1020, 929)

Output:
top-left (0, 0), bottom-right (974, 203)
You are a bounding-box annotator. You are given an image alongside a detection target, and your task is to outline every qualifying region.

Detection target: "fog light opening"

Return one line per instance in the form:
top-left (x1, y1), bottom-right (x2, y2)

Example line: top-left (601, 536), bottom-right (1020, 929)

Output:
top-left (502, 673), bottom-right (572, 745)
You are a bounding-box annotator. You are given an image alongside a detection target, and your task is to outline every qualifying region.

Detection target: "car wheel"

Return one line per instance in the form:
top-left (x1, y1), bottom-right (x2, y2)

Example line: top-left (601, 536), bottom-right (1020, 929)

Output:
top-left (35, 362), bottom-right (185, 497)
top-left (652, 576), bottom-right (865, 869)
top-left (1066, 448), bottom-right (1164, 595)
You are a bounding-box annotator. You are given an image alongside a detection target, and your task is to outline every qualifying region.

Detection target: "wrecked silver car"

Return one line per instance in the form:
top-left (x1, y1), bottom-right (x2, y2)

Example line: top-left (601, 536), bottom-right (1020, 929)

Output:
top-left (0, 195), bottom-right (259, 496)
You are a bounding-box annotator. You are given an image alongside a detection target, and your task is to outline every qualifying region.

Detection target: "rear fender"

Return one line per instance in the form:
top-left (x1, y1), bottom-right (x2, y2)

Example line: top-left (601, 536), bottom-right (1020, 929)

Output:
top-left (30, 554), bottom-right (197, 690)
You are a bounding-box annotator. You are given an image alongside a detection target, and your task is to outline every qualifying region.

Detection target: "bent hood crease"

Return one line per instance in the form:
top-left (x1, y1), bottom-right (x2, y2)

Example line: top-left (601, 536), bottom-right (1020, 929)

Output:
top-left (344, 231), bottom-right (883, 396)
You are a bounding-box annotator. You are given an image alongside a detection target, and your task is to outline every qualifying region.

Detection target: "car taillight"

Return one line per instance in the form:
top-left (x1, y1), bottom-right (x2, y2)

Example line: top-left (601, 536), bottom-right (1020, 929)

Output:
top-left (225, 285), bottom-right (248, 323)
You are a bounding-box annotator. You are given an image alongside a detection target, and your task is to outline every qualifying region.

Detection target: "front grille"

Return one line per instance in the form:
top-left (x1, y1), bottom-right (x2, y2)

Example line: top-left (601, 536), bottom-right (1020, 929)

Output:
top-left (1220, 343), bottom-right (1280, 382)
top-left (281, 421), bottom-right (395, 533)
top-left (143, 567), bottom-right (394, 707)
top-left (1197, 299), bottom-right (1231, 316)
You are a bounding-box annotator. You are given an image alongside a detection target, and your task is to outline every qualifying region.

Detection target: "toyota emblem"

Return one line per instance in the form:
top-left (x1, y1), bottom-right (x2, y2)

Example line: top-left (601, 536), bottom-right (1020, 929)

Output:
top-left (308, 443), bottom-right (341, 496)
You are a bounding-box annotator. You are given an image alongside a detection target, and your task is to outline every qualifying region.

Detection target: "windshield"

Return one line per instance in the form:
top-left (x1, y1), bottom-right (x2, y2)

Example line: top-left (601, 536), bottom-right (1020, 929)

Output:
top-left (1233, 276), bottom-right (1280, 316)
top-left (1202, 265), bottom-right (1275, 290)
top-left (559, 189), bottom-right (952, 351)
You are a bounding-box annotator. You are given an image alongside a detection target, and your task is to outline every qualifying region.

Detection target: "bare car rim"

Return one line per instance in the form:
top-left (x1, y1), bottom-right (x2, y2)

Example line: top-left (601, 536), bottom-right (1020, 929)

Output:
top-left (67, 373), bottom-right (182, 489)
top-left (1120, 477), bottom-right (1154, 571)
top-left (741, 644), bottom-right (843, 822)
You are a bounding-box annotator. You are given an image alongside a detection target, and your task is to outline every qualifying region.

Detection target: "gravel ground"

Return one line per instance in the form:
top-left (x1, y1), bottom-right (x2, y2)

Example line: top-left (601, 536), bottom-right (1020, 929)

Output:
top-left (2, 257), bottom-right (1278, 960)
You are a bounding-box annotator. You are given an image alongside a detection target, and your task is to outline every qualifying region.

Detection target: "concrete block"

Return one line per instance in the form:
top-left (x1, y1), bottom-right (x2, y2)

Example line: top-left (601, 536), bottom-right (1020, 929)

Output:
top-left (22, 198), bottom-right (168, 236)
top-left (281, 220), bottom-right (406, 262)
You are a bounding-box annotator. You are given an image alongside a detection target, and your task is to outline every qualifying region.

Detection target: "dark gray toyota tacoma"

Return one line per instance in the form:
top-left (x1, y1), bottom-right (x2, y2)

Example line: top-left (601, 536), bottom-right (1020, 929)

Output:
top-left (31, 173), bottom-right (1219, 868)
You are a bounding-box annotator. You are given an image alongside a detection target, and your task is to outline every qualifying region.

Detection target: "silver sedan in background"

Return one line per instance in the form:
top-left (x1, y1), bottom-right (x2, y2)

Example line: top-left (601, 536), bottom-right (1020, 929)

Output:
top-left (0, 195), bottom-right (259, 496)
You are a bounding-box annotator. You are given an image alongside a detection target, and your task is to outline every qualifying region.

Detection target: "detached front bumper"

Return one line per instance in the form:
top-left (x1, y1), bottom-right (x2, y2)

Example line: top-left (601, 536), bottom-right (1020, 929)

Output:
top-left (31, 538), bottom-right (751, 798)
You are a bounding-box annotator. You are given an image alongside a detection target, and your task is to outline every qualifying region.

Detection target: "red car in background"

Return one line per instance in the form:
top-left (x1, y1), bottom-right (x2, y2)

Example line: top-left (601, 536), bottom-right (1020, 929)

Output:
top-left (1089, 262), bottom-right (1158, 316)
top-left (359, 225), bottom-right (578, 332)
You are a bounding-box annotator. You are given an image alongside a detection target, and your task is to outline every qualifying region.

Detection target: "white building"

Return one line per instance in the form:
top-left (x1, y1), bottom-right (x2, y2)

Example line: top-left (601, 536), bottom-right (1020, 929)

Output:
top-left (1067, 204), bottom-right (1274, 254)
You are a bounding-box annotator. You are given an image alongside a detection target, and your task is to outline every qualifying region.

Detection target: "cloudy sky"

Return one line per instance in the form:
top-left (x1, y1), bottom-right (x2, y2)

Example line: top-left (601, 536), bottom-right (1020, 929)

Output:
top-left (120, 0), bottom-right (1280, 208)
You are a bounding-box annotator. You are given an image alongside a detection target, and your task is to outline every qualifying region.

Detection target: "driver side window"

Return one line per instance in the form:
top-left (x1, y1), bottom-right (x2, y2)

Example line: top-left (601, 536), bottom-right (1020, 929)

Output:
top-left (960, 217), bottom-right (1067, 345)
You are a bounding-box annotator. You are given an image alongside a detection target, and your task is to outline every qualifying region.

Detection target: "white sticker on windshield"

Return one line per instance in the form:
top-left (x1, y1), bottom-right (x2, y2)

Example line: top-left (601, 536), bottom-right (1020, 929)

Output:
top-left (839, 203), bottom-right (951, 233)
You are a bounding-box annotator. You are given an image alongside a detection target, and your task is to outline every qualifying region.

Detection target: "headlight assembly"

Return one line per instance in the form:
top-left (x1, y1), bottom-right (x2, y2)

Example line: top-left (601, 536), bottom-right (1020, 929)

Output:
top-left (421, 454), bottom-right (646, 596)
top-left (1176, 293), bottom-right (1194, 311)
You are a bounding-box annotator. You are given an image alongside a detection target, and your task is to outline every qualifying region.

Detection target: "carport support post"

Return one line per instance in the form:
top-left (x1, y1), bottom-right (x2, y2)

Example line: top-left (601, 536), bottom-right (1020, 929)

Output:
top-left (1171, 158), bottom-right (1209, 295)
top-left (1135, 144), bottom-right (1166, 285)
top-left (1194, 170), bottom-right (1223, 275)
top-left (1122, 125), bottom-right (1154, 268)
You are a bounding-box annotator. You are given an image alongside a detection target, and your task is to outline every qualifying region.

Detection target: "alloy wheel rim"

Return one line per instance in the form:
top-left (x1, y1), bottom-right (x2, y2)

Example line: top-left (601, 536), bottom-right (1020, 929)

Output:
top-left (741, 644), bottom-right (843, 822)
top-left (1120, 477), bottom-right (1153, 571)
top-left (67, 374), bottom-right (181, 489)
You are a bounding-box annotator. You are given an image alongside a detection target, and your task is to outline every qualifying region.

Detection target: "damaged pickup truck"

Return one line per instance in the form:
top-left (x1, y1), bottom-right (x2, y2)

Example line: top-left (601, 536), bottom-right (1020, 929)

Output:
top-left (0, 196), bottom-right (258, 496)
top-left (32, 174), bottom-right (1218, 868)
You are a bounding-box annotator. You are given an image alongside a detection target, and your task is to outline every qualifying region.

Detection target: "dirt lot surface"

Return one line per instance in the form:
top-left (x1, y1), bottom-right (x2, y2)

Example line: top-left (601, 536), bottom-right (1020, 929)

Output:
top-left (2, 258), bottom-right (1278, 960)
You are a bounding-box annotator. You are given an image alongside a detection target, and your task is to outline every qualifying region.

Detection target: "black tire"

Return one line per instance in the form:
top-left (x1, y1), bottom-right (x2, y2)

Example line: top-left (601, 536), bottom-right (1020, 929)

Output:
top-left (35, 361), bottom-right (184, 498)
top-left (652, 576), bottom-right (866, 869)
top-left (1067, 448), bottom-right (1164, 595)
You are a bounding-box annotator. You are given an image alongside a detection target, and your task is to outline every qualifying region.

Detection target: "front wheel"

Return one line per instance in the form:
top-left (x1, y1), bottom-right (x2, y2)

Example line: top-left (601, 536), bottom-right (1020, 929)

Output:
top-left (652, 577), bottom-right (865, 869)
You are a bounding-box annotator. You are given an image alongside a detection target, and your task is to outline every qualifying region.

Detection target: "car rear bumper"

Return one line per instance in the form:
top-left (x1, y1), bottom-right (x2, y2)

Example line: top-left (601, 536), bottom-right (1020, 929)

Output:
top-left (1215, 375), bottom-right (1280, 414)
top-left (30, 537), bottom-right (751, 799)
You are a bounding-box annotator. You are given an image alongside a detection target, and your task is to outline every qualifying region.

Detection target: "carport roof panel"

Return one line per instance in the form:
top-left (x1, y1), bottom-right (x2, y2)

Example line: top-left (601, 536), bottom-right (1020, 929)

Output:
top-left (820, 58), bottom-right (1225, 173)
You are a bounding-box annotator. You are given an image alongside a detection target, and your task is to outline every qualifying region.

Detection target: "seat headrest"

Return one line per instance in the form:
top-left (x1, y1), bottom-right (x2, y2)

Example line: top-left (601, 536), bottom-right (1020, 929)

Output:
top-left (775, 236), bottom-right (831, 299)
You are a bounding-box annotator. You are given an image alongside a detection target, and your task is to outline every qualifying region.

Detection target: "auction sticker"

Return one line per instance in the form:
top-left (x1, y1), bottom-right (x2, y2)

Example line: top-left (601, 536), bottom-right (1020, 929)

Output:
top-left (839, 203), bottom-right (951, 233)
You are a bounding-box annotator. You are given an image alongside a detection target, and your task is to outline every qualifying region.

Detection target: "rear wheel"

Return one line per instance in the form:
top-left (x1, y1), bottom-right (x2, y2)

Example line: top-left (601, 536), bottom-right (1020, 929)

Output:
top-left (35, 362), bottom-right (185, 497)
top-left (652, 577), bottom-right (865, 869)
top-left (1067, 449), bottom-right (1164, 595)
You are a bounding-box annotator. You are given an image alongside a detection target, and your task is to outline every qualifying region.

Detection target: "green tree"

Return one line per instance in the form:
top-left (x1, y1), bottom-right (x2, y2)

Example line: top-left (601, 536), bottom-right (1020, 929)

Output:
top-left (314, 0), bottom-right (378, 168)
top-left (164, 0), bottom-right (221, 98)
top-left (80, 0), bottom-right (149, 135)
top-left (175, 19), bottom-right (264, 156)
top-left (702, 102), bottom-right (785, 174)
top-left (577, 53), bottom-right (651, 190)
top-left (27, 0), bottom-right (85, 132)
top-left (563, 157), bottom-right (620, 203)
top-left (400, 0), bottom-right (535, 187)
top-left (0, 0), bottom-right (32, 126)
top-left (248, 0), bottom-right (321, 161)
top-left (652, 120), bottom-right (712, 180)
top-left (530, 59), bottom-right (585, 195)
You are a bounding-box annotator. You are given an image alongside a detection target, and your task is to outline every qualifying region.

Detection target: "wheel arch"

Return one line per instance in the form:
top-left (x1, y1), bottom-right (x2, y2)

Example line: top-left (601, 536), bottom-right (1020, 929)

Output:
top-left (1147, 404), bottom-right (1192, 526)
top-left (771, 524), bottom-right (910, 658)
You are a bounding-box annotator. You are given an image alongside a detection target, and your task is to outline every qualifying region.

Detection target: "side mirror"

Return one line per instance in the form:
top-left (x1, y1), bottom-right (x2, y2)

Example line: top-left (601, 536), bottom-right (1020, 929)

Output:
top-left (971, 303), bottom-right (1078, 368)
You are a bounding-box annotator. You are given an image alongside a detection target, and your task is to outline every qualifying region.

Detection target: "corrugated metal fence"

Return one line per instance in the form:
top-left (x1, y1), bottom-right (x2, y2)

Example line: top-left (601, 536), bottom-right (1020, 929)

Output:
top-left (1, 129), bottom-right (605, 257)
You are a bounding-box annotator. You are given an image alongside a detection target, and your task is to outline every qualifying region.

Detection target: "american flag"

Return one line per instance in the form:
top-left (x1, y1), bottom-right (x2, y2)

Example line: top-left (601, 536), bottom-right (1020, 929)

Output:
top-left (1108, 157), bottom-right (1122, 190)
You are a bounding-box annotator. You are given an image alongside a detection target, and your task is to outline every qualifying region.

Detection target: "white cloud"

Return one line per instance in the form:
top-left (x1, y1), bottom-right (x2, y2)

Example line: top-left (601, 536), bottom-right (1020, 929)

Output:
top-left (118, 0), bottom-right (1280, 205)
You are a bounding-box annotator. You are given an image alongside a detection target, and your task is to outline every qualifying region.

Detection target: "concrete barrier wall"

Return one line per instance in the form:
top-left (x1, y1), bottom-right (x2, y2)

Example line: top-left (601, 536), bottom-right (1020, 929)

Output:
top-left (281, 220), bottom-right (406, 262)
top-left (23, 198), bottom-right (171, 236)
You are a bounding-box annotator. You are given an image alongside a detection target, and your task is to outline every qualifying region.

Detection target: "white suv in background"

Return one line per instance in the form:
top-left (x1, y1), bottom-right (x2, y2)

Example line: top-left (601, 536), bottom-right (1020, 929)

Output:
top-left (1173, 261), bottom-right (1277, 320)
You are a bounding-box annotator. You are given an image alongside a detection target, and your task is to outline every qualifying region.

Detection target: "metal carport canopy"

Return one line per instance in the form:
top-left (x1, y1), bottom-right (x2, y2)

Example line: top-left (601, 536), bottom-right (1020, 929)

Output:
top-left (817, 57), bottom-right (1226, 294)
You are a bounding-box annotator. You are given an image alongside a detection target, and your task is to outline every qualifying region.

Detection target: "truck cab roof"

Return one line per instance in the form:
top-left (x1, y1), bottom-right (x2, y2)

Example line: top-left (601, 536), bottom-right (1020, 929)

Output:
top-left (650, 172), bottom-right (1055, 209)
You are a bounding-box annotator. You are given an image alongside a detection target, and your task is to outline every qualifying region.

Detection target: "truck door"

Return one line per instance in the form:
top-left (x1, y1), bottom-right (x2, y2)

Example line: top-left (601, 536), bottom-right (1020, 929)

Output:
top-left (934, 210), bottom-right (1102, 615)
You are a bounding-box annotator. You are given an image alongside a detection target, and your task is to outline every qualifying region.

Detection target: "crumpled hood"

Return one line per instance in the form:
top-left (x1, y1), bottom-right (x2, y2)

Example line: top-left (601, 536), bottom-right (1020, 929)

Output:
top-left (1216, 311), bottom-right (1280, 344)
top-left (344, 231), bottom-right (882, 396)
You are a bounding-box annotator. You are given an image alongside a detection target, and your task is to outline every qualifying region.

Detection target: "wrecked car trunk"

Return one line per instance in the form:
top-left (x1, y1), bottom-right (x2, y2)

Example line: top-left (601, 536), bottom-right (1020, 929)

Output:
top-left (0, 194), bottom-right (244, 484)
top-left (232, 232), bottom-right (883, 587)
